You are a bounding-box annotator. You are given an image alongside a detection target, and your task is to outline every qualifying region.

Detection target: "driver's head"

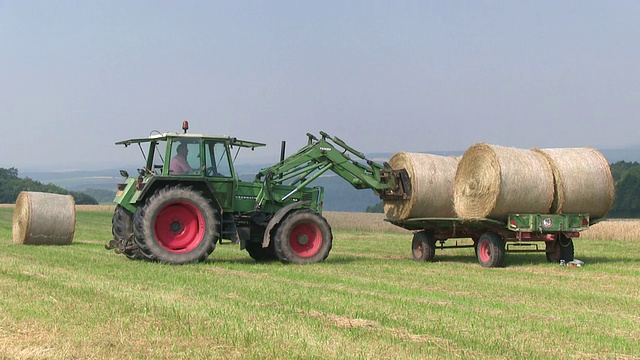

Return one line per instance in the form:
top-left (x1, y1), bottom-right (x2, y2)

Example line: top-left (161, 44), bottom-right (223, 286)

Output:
top-left (177, 143), bottom-right (188, 154)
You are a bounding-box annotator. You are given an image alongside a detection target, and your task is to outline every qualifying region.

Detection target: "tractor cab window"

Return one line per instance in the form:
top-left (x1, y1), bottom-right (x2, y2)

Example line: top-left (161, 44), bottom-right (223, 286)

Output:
top-left (149, 140), bottom-right (167, 174)
top-left (169, 140), bottom-right (200, 175)
top-left (204, 141), bottom-right (232, 177)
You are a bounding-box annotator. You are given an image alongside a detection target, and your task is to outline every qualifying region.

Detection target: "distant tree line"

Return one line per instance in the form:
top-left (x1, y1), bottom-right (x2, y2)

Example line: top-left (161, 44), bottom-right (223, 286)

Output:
top-left (0, 167), bottom-right (98, 205)
top-left (608, 161), bottom-right (640, 217)
top-left (80, 188), bottom-right (118, 203)
top-left (366, 161), bottom-right (640, 218)
top-left (365, 202), bottom-right (384, 213)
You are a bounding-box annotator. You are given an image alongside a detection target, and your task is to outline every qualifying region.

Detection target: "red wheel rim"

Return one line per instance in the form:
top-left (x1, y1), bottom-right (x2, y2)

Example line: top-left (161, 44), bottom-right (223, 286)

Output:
top-left (414, 244), bottom-right (423, 258)
top-left (154, 201), bottom-right (205, 253)
top-left (289, 221), bottom-right (322, 258)
top-left (479, 240), bottom-right (490, 263)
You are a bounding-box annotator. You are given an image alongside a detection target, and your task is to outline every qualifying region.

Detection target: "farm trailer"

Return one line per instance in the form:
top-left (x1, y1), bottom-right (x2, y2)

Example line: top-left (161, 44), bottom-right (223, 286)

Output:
top-left (389, 214), bottom-right (591, 268)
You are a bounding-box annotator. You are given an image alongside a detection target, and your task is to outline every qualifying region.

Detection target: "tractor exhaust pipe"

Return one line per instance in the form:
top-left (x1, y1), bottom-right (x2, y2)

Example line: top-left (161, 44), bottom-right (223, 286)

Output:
top-left (280, 141), bottom-right (286, 180)
top-left (280, 141), bottom-right (286, 163)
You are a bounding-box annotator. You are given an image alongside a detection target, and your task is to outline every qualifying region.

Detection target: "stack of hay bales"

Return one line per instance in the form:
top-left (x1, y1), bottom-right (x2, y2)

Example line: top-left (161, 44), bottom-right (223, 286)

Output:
top-left (12, 191), bottom-right (76, 245)
top-left (452, 143), bottom-right (614, 221)
top-left (383, 144), bottom-right (614, 223)
top-left (383, 152), bottom-right (459, 221)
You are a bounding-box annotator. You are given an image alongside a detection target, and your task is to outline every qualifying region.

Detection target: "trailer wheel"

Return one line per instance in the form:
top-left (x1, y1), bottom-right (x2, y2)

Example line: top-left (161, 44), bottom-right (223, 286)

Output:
top-left (546, 234), bottom-right (574, 263)
top-left (476, 232), bottom-right (505, 268)
top-left (412, 232), bottom-right (436, 262)
top-left (133, 185), bottom-right (218, 264)
top-left (112, 205), bottom-right (143, 260)
top-left (246, 242), bottom-right (278, 262)
top-left (273, 210), bottom-right (332, 264)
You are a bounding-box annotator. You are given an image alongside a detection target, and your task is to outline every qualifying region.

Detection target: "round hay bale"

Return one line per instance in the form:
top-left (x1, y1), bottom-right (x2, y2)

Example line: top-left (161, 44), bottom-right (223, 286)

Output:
top-left (383, 152), bottom-right (459, 221)
top-left (454, 143), bottom-right (554, 220)
top-left (532, 147), bottom-right (614, 219)
top-left (12, 191), bottom-right (76, 245)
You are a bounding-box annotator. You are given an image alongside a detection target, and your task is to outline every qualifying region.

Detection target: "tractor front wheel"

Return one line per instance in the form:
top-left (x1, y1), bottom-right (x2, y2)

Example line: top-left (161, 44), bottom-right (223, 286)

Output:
top-left (476, 232), bottom-right (505, 268)
top-left (133, 185), bottom-right (218, 264)
top-left (273, 210), bottom-right (332, 264)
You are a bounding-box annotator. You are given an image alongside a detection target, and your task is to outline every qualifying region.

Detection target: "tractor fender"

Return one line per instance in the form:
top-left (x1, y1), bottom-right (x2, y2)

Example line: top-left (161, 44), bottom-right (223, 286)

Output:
top-left (262, 201), bottom-right (311, 248)
top-left (138, 177), bottom-right (223, 211)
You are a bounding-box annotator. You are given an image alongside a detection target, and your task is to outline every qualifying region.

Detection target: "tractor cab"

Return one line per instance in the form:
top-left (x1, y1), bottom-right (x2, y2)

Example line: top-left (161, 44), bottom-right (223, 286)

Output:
top-left (113, 123), bottom-right (266, 215)
top-left (115, 128), bottom-right (266, 180)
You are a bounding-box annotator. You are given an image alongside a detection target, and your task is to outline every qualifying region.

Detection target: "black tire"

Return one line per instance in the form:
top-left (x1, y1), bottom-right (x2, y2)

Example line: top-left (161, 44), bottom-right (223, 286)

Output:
top-left (472, 237), bottom-right (480, 259)
top-left (246, 241), bottom-right (278, 262)
top-left (245, 225), bottom-right (277, 261)
top-left (112, 205), bottom-right (143, 260)
top-left (546, 234), bottom-right (575, 263)
top-left (273, 210), bottom-right (333, 264)
top-left (411, 231), bottom-right (436, 262)
top-left (133, 185), bottom-right (218, 264)
top-left (476, 232), bottom-right (506, 268)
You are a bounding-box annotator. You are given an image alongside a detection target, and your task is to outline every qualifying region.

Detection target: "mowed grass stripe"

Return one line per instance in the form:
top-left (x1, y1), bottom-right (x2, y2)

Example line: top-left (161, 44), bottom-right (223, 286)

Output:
top-left (1, 207), bottom-right (640, 359)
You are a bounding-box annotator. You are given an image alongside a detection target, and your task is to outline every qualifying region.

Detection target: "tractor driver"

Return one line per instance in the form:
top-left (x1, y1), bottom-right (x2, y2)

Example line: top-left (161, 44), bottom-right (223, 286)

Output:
top-left (170, 143), bottom-right (194, 174)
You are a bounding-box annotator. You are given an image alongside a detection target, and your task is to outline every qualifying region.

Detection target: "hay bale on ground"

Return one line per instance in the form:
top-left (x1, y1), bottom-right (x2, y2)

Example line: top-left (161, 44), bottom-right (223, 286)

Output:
top-left (384, 152), bottom-right (459, 221)
top-left (533, 147), bottom-right (614, 219)
top-left (12, 191), bottom-right (76, 245)
top-left (454, 143), bottom-right (554, 220)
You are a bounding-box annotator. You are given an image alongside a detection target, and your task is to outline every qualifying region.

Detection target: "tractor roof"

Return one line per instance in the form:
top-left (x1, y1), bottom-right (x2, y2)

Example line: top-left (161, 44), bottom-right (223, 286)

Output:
top-left (115, 132), bottom-right (266, 149)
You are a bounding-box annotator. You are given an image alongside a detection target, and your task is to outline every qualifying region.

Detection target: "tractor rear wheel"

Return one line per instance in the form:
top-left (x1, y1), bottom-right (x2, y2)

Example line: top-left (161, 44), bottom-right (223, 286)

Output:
top-left (476, 232), bottom-right (505, 268)
top-left (273, 210), bottom-right (332, 264)
top-left (546, 234), bottom-right (574, 263)
top-left (412, 231), bottom-right (436, 262)
top-left (112, 205), bottom-right (143, 260)
top-left (133, 185), bottom-right (218, 264)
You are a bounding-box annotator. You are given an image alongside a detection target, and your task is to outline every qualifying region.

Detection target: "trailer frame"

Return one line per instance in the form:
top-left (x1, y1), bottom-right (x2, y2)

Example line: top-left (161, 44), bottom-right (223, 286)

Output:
top-left (387, 213), bottom-right (592, 267)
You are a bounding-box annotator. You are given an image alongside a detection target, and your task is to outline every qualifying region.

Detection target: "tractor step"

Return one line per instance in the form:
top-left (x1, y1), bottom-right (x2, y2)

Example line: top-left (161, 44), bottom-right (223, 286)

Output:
top-left (220, 213), bottom-right (239, 244)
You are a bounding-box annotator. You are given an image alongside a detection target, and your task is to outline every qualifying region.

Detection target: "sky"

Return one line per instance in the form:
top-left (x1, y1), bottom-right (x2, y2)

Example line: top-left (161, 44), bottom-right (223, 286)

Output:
top-left (1, 0), bottom-right (639, 171)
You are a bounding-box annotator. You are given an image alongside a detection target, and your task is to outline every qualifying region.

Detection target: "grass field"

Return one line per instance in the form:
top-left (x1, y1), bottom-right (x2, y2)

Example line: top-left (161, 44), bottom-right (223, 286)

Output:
top-left (1, 206), bottom-right (640, 359)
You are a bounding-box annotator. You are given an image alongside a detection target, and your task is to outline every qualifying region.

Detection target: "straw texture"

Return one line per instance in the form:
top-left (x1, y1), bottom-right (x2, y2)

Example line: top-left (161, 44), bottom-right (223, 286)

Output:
top-left (12, 191), bottom-right (76, 245)
top-left (384, 152), bottom-right (459, 221)
top-left (533, 147), bottom-right (614, 219)
top-left (454, 143), bottom-right (554, 220)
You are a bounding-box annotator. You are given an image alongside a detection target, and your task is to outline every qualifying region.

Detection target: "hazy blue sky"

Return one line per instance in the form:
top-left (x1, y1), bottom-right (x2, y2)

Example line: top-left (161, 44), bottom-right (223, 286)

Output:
top-left (1, 1), bottom-right (639, 170)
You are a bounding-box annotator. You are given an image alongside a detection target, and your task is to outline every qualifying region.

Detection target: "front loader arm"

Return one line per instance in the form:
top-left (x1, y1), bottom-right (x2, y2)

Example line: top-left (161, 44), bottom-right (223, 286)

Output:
top-left (255, 132), bottom-right (411, 204)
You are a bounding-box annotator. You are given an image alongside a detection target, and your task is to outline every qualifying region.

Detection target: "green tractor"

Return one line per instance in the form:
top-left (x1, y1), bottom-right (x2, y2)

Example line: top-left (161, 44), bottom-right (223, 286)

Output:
top-left (107, 122), bottom-right (408, 264)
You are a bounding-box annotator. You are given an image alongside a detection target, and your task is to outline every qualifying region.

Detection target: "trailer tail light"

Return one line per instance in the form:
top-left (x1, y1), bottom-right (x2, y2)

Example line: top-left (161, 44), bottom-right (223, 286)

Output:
top-left (116, 183), bottom-right (127, 191)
